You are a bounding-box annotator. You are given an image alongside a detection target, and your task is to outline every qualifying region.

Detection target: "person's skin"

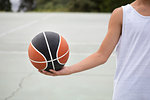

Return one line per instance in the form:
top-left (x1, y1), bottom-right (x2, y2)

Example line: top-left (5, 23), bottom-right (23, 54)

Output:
top-left (39, 0), bottom-right (150, 76)
top-left (131, 0), bottom-right (150, 16)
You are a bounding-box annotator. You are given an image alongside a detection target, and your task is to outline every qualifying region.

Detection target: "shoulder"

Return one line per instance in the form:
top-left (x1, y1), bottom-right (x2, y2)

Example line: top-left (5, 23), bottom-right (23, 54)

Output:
top-left (111, 7), bottom-right (123, 25)
top-left (112, 7), bottom-right (123, 15)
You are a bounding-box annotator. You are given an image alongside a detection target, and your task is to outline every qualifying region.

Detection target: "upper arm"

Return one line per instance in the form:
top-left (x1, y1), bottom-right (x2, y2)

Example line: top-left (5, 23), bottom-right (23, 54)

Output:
top-left (97, 7), bottom-right (123, 61)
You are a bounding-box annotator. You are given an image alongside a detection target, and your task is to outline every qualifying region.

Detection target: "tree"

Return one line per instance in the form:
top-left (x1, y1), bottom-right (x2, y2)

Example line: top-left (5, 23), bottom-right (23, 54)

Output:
top-left (68, 0), bottom-right (98, 12)
top-left (18, 0), bottom-right (36, 12)
top-left (0, 0), bottom-right (11, 11)
top-left (30, 0), bottom-right (135, 12)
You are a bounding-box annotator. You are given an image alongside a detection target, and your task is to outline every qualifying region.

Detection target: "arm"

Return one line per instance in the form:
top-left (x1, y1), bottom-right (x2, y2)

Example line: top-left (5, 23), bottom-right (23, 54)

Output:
top-left (40, 7), bottom-right (123, 76)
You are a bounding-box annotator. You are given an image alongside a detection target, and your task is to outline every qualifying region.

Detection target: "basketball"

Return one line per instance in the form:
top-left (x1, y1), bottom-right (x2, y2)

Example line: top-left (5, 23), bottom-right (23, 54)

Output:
top-left (28, 31), bottom-right (69, 72)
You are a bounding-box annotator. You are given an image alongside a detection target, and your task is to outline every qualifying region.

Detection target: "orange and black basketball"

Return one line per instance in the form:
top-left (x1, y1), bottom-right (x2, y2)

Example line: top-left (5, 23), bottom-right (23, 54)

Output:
top-left (28, 31), bottom-right (69, 72)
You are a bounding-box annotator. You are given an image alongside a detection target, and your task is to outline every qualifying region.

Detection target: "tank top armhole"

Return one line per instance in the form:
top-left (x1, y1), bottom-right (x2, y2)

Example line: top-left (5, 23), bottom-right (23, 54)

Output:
top-left (114, 5), bottom-right (126, 52)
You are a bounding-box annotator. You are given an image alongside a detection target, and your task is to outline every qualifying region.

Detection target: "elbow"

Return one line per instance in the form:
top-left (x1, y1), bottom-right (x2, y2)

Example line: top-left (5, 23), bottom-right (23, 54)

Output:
top-left (103, 58), bottom-right (108, 64)
top-left (101, 57), bottom-right (107, 64)
top-left (96, 52), bottom-right (108, 64)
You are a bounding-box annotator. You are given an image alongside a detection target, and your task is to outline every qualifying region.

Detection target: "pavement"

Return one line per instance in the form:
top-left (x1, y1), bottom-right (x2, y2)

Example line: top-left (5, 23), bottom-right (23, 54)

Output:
top-left (0, 12), bottom-right (116, 100)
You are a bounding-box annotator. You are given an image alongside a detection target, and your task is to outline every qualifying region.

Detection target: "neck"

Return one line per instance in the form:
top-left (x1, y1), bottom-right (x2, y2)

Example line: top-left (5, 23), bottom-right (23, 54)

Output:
top-left (135, 0), bottom-right (150, 6)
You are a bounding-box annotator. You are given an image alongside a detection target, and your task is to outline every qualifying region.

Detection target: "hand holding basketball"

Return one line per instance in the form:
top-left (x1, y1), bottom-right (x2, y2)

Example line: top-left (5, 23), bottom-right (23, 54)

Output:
top-left (39, 66), bottom-right (72, 76)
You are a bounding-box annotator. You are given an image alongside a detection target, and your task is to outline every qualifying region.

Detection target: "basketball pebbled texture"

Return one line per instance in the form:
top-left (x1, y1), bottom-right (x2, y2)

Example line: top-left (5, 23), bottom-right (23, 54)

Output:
top-left (28, 31), bottom-right (69, 72)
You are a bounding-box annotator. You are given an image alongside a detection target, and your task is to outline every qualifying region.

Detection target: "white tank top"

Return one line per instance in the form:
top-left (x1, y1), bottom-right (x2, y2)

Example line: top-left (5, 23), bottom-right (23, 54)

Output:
top-left (113, 4), bottom-right (150, 100)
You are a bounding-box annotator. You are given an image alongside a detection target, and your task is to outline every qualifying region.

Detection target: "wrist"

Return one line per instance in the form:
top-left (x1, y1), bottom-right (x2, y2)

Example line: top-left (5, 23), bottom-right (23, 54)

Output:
top-left (66, 66), bottom-right (74, 75)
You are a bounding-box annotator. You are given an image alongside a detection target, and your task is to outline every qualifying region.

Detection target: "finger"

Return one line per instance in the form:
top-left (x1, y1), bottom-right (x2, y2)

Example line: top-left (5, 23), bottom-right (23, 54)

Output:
top-left (40, 70), bottom-right (56, 76)
top-left (38, 69), bottom-right (44, 74)
top-left (49, 69), bottom-right (58, 75)
top-left (38, 69), bottom-right (57, 76)
top-left (42, 71), bottom-right (55, 75)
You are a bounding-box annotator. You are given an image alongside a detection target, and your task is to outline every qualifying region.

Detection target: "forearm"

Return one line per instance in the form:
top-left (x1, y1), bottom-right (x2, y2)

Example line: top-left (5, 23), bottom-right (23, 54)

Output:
top-left (69, 52), bottom-right (107, 74)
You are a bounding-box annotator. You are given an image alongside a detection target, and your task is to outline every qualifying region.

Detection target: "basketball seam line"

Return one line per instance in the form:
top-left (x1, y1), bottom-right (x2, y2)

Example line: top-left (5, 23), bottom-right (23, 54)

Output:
top-left (43, 32), bottom-right (56, 71)
top-left (29, 50), bottom-right (69, 64)
top-left (56, 34), bottom-right (63, 65)
top-left (30, 42), bottom-right (48, 70)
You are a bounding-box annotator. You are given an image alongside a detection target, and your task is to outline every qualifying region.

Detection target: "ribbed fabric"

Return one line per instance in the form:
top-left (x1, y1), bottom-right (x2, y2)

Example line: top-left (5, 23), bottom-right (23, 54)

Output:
top-left (113, 4), bottom-right (150, 100)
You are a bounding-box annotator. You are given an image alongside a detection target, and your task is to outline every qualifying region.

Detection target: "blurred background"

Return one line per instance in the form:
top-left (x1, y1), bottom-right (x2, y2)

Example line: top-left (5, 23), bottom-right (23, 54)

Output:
top-left (1, 0), bottom-right (134, 12)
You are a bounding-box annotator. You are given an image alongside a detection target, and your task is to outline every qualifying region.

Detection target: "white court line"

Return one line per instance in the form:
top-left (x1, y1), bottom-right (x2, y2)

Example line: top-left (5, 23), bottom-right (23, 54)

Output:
top-left (0, 42), bottom-right (99, 45)
top-left (0, 51), bottom-right (91, 55)
top-left (0, 20), bottom-right (38, 37)
top-left (70, 42), bottom-right (99, 45)
top-left (0, 51), bottom-right (116, 56)
top-left (0, 15), bottom-right (50, 38)
top-left (0, 51), bottom-right (27, 54)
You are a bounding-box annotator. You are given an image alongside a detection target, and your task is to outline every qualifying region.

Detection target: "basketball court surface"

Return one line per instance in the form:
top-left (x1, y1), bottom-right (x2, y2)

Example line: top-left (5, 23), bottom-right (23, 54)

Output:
top-left (0, 12), bottom-right (116, 100)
